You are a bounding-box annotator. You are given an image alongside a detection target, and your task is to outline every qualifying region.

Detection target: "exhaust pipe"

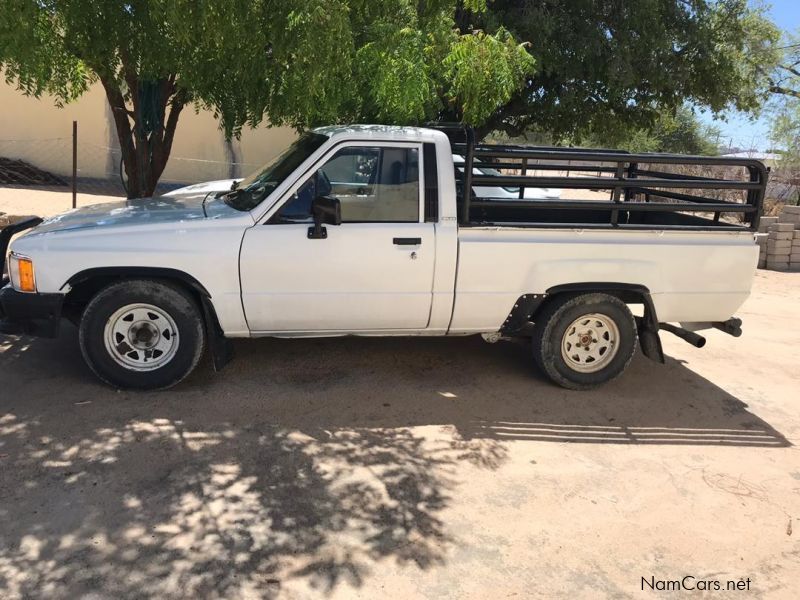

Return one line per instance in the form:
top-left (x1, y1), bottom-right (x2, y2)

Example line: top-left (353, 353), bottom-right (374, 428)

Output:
top-left (712, 318), bottom-right (742, 338)
top-left (659, 323), bottom-right (706, 348)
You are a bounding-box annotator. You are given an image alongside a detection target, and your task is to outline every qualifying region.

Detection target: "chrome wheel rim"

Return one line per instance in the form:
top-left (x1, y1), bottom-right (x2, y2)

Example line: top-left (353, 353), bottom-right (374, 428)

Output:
top-left (104, 303), bottom-right (179, 372)
top-left (560, 313), bottom-right (620, 373)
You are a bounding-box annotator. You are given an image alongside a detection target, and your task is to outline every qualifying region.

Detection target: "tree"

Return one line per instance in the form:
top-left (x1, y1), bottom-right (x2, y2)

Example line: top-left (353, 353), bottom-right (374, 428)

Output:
top-left (591, 106), bottom-right (722, 155)
top-left (457, 0), bottom-right (780, 139)
top-left (0, 1), bottom-right (534, 198)
top-left (1, 1), bottom-right (782, 198)
top-left (766, 31), bottom-right (800, 202)
top-left (767, 31), bottom-right (800, 100)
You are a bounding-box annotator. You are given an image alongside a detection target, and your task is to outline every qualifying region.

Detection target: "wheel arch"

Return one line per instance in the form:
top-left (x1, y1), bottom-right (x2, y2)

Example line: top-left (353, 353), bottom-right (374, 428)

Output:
top-left (62, 267), bottom-right (233, 371)
top-left (62, 266), bottom-right (211, 299)
top-left (500, 281), bottom-right (664, 364)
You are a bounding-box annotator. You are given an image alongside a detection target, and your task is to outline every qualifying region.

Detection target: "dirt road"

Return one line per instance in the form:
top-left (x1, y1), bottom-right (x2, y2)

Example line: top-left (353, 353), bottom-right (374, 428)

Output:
top-left (1, 270), bottom-right (798, 599)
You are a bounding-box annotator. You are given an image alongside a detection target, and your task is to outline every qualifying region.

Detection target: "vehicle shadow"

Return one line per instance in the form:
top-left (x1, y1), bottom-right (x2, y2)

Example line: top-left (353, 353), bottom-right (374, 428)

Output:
top-left (213, 334), bottom-right (787, 448)
top-left (0, 329), bottom-right (790, 597)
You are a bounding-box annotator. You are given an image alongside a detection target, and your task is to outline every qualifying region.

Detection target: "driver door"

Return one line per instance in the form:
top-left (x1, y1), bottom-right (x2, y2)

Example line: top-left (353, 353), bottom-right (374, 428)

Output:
top-left (239, 143), bottom-right (435, 333)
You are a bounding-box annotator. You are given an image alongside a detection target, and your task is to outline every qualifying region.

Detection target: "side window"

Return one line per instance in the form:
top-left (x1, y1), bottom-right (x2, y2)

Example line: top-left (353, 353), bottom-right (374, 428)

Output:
top-left (274, 146), bottom-right (420, 223)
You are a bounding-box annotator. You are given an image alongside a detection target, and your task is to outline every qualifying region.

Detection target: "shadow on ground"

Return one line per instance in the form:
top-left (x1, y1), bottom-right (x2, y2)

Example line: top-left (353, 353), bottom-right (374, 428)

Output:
top-left (0, 328), bottom-right (789, 597)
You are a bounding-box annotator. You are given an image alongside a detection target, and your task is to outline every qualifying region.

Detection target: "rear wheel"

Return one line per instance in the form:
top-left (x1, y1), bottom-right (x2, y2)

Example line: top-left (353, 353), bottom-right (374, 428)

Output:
top-left (532, 293), bottom-right (637, 390)
top-left (79, 279), bottom-right (205, 390)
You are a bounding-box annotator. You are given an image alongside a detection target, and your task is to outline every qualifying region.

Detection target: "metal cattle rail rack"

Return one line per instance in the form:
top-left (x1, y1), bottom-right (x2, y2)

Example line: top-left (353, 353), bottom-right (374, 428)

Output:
top-left (431, 125), bottom-right (768, 232)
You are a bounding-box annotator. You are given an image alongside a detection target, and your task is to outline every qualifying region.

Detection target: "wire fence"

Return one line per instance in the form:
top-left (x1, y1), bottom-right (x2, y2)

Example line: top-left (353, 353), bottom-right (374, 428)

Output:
top-left (0, 130), bottom-right (261, 219)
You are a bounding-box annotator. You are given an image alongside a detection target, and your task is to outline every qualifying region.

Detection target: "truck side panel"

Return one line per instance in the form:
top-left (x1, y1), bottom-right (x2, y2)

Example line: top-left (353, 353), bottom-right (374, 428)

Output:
top-left (449, 227), bottom-right (758, 332)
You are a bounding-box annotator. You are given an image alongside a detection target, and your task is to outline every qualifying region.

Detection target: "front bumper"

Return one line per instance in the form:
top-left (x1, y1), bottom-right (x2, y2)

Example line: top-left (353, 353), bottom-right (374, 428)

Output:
top-left (0, 281), bottom-right (63, 338)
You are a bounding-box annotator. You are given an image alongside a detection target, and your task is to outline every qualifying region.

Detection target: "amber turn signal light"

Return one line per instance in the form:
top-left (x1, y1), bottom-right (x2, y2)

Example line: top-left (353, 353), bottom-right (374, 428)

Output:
top-left (10, 254), bottom-right (36, 293)
top-left (17, 258), bottom-right (36, 292)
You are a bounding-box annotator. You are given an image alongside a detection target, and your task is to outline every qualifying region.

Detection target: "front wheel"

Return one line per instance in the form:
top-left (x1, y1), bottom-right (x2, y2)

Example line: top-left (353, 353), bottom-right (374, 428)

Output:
top-left (79, 279), bottom-right (206, 390)
top-left (532, 293), bottom-right (637, 390)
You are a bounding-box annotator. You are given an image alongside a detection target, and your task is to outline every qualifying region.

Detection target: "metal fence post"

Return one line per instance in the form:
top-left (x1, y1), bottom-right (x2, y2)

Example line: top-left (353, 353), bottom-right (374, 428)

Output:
top-left (72, 120), bottom-right (77, 209)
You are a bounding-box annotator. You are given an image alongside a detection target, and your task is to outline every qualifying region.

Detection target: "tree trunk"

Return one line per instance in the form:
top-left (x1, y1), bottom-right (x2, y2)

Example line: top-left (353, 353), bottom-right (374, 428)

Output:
top-left (100, 75), bottom-right (186, 199)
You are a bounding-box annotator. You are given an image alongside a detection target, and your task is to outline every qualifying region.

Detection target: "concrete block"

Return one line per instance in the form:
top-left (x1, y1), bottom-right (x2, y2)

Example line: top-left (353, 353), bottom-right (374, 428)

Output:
top-left (770, 222), bottom-right (796, 232)
top-left (767, 240), bottom-right (792, 252)
top-left (758, 259), bottom-right (766, 269)
top-left (759, 217), bottom-right (779, 232)
top-left (768, 231), bottom-right (794, 241)
top-left (767, 237), bottom-right (791, 243)
top-left (767, 262), bottom-right (790, 271)
top-left (781, 205), bottom-right (800, 214)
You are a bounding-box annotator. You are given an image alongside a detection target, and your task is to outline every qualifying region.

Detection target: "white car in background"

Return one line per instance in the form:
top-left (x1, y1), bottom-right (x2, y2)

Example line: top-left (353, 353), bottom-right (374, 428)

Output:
top-left (164, 155), bottom-right (562, 200)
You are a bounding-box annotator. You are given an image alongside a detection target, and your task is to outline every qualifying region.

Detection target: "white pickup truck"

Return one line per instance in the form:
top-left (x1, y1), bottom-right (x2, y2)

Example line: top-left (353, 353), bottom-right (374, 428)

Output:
top-left (0, 125), bottom-right (766, 390)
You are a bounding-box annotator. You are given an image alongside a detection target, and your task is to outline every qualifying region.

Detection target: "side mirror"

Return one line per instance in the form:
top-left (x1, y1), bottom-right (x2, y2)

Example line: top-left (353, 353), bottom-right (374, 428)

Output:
top-left (308, 195), bottom-right (341, 239)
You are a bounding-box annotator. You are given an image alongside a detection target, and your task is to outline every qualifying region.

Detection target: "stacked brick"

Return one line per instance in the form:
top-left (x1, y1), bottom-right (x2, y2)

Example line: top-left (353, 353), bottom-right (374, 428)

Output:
top-left (756, 216), bottom-right (776, 268)
top-left (787, 206), bottom-right (800, 272)
top-left (758, 206), bottom-right (800, 272)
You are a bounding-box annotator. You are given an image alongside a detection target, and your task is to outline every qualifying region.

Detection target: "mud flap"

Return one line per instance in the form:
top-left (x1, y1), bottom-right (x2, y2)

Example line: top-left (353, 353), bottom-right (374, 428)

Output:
top-left (637, 296), bottom-right (664, 364)
top-left (201, 296), bottom-right (234, 372)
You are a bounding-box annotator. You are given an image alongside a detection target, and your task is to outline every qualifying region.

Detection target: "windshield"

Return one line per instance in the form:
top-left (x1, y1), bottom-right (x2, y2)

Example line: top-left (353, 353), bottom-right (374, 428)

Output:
top-left (224, 132), bottom-right (328, 211)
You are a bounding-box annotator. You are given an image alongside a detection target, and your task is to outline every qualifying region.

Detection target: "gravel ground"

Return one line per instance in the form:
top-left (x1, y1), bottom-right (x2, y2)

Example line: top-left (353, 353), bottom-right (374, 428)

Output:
top-left (1, 199), bottom-right (799, 598)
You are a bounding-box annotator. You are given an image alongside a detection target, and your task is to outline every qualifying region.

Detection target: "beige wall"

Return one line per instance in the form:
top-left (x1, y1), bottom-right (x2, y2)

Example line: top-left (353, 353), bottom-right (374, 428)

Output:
top-left (0, 80), bottom-right (296, 184)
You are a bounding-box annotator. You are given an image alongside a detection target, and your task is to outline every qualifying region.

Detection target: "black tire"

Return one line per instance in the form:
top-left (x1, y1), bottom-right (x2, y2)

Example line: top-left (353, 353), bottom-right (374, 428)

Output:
top-left (532, 293), bottom-right (637, 390)
top-left (78, 279), bottom-right (205, 390)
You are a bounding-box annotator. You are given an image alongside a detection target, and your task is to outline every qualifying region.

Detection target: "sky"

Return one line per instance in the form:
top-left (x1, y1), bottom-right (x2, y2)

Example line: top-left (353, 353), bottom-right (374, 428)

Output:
top-left (698, 0), bottom-right (800, 150)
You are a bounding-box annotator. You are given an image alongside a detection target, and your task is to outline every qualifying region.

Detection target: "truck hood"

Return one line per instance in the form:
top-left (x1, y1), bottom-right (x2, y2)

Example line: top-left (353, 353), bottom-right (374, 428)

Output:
top-left (28, 194), bottom-right (241, 235)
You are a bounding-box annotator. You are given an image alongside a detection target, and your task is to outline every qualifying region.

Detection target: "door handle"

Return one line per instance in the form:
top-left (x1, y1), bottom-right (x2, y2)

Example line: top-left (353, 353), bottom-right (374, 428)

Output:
top-left (393, 237), bottom-right (422, 246)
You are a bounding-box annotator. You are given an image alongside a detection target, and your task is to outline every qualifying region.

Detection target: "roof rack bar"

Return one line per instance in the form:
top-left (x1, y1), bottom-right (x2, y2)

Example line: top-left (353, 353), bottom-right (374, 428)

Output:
top-left (467, 161), bottom-right (619, 173)
top-left (467, 148), bottom-right (768, 170)
top-left (460, 221), bottom-right (752, 232)
top-left (469, 175), bottom-right (761, 190)
top-left (469, 200), bottom-right (756, 212)
top-left (628, 188), bottom-right (746, 205)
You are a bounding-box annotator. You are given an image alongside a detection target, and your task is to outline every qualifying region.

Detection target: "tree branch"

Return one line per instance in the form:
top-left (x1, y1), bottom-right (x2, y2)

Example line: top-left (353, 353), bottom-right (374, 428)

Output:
top-left (778, 63), bottom-right (800, 79)
top-left (770, 84), bottom-right (800, 99)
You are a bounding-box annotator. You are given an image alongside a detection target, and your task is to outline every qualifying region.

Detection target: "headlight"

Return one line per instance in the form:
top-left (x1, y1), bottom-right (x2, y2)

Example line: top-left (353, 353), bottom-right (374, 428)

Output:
top-left (8, 252), bottom-right (36, 293)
